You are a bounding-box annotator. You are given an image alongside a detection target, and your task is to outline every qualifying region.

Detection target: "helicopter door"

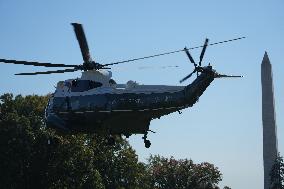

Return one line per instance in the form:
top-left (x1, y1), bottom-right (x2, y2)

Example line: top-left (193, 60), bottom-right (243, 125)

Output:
top-left (65, 96), bottom-right (71, 110)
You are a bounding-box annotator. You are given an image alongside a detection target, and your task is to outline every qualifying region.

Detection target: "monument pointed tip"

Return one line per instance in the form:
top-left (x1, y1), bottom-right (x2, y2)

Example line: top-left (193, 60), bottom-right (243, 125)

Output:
top-left (262, 51), bottom-right (270, 65)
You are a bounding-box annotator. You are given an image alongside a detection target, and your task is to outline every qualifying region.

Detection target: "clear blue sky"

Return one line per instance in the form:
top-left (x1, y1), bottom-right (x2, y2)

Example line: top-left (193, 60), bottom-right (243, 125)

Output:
top-left (0, 1), bottom-right (283, 188)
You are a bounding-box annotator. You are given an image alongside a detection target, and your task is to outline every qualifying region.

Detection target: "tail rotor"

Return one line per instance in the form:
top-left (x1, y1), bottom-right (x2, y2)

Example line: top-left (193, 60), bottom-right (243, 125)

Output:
top-left (199, 38), bottom-right (209, 66)
top-left (180, 38), bottom-right (209, 83)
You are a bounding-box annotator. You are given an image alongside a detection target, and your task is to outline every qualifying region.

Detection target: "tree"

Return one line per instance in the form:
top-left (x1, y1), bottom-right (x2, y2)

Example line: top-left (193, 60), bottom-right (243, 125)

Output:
top-left (0, 93), bottom-right (230, 189)
top-left (90, 135), bottom-right (150, 189)
top-left (0, 93), bottom-right (147, 189)
top-left (147, 155), bottom-right (222, 189)
top-left (270, 153), bottom-right (284, 189)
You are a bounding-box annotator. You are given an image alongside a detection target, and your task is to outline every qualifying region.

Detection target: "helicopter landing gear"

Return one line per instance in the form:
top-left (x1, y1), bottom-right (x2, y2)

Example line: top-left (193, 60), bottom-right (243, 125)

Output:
top-left (142, 132), bottom-right (151, 148)
top-left (144, 140), bottom-right (151, 148)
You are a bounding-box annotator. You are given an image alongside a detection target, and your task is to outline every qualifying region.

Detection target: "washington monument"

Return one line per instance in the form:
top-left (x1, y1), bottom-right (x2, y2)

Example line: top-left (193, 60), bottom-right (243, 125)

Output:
top-left (261, 51), bottom-right (278, 189)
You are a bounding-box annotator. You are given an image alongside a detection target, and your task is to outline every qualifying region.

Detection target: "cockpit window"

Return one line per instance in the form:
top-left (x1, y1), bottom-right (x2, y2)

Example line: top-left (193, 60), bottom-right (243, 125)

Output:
top-left (71, 80), bottom-right (102, 92)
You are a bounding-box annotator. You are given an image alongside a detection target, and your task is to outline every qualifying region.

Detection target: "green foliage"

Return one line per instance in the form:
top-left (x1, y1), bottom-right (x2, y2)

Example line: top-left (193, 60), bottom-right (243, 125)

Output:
top-left (270, 153), bottom-right (284, 189)
top-left (146, 155), bottom-right (222, 189)
top-left (0, 93), bottom-right (229, 189)
top-left (0, 93), bottom-right (144, 189)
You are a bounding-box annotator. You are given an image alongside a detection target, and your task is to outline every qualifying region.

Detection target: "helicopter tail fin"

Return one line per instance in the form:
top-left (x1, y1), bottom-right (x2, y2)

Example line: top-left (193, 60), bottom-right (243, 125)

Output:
top-left (214, 73), bottom-right (243, 78)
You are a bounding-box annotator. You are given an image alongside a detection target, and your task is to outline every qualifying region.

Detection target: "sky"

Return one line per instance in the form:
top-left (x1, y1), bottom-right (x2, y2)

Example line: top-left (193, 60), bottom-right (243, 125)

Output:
top-left (0, 1), bottom-right (283, 188)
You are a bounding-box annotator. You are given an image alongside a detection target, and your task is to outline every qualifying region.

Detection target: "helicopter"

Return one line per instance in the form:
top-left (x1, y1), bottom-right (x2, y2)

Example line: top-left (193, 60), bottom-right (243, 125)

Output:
top-left (0, 23), bottom-right (244, 148)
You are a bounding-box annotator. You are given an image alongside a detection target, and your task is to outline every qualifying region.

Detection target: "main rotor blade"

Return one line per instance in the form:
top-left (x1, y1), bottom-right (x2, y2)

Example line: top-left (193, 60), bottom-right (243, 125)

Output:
top-left (199, 38), bottom-right (209, 66)
top-left (104, 37), bottom-right (245, 67)
top-left (180, 69), bottom-right (197, 83)
top-left (138, 65), bottom-right (179, 69)
top-left (207, 37), bottom-right (245, 47)
top-left (15, 68), bottom-right (78, 75)
top-left (184, 47), bottom-right (196, 66)
top-left (71, 23), bottom-right (93, 63)
top-left (102, 50), bottom-right (184, 67)
top-left (0, 59), bottom-right (77, 67)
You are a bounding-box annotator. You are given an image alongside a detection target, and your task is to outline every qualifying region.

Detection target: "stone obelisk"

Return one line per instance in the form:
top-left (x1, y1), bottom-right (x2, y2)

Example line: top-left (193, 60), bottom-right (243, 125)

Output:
top-left (261, 51), bottom-right (278, 189)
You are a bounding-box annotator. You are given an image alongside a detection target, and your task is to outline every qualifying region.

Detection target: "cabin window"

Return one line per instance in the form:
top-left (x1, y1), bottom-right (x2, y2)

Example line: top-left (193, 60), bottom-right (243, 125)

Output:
top-left (71, 80), bottom-right (102, 92)
top-left (89, 81), bottom-right (102, 89)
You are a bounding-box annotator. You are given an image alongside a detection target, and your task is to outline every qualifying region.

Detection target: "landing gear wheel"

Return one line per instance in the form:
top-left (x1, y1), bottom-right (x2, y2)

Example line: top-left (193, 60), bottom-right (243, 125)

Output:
top-left (142, 132), bottom-right (151, 148)
top-left (144, 140), bottom-right (151, 148)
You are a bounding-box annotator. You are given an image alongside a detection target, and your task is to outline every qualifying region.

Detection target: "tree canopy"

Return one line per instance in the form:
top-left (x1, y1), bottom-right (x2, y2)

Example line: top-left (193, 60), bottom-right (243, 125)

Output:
top-left (147, 155), bottom-right (222, 189)
top-left (270, 153), bottom-right (284, 189)
top-left (0, 93), bottom-right (229, 189)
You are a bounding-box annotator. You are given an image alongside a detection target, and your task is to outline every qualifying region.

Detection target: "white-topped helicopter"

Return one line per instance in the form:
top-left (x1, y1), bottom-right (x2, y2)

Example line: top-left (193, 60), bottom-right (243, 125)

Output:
top-left (0, 23), bottom-right (243, 148)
